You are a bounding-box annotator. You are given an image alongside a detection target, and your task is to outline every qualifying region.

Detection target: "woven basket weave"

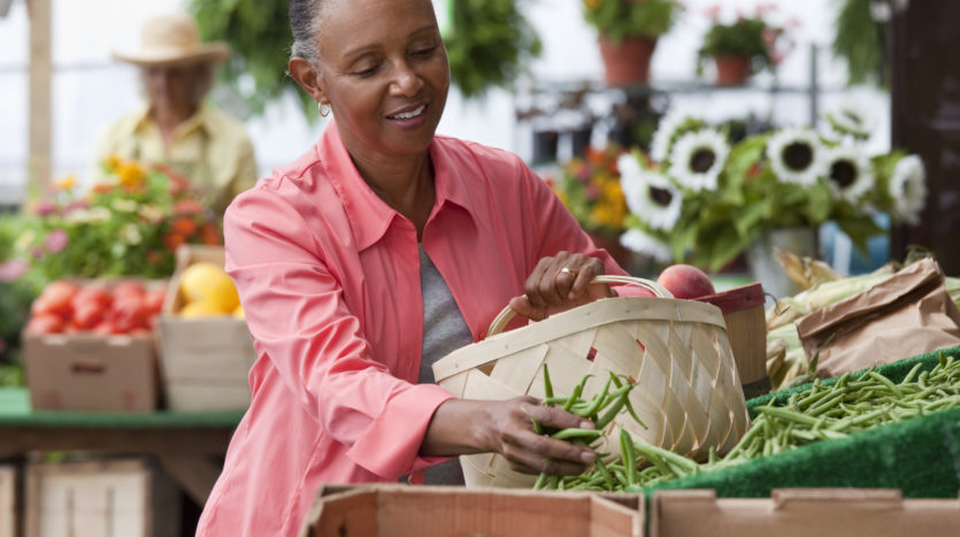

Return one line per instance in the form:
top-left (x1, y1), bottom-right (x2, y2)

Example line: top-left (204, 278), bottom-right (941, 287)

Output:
top-left (432, 275), bottom-right (750, 488)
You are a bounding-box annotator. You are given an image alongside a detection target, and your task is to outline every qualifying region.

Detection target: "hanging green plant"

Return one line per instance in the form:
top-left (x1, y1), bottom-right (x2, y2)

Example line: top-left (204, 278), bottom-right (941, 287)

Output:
top-left (832, 0), bottom-right (886, 85)
top-left (190, 0), bottom-right (541, 121)
top-left (445, 0), bottom-right (542, 99)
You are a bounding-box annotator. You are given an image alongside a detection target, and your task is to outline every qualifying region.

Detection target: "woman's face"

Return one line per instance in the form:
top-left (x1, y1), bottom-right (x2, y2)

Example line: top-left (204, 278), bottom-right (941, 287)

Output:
top-left (142, 63), bottom-right (206, 114)
top-left (315, 0), bottom-right (449, 160)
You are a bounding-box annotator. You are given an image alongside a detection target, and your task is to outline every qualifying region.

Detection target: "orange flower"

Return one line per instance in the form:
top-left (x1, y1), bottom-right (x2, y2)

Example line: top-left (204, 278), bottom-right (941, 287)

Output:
top-left (200, 222), bottom-right (222, 245)
top-left (172, 217), bottom-right (197, 236)
top-left (163, 232), bottom-right (186, 252)
top-left (105, 154), bottom-right (123, 173)
top-left (117, 162), bottom-right (145, 188)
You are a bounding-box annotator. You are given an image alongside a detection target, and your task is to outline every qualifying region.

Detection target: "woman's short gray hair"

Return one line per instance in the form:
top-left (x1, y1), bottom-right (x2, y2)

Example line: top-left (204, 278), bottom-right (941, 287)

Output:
top-left (289, 0), bottom-right (324, 65)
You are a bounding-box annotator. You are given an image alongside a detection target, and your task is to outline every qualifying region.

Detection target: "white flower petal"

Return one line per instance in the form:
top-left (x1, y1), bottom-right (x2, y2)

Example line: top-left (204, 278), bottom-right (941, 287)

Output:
top-left (890, 154), bottom-right (927, 224)
top-left (823, 145), bottom-right (874, 203)
top-left (824, 101), bottom-right (876, 139)
top-left (667, 129), bottom-right (729, 192)
top-left (650, 109), bottom-right (698, 162)
top-left (619, 229), bottom-right (673, 263)
top-left (767, 127), bottom-right (828, 186)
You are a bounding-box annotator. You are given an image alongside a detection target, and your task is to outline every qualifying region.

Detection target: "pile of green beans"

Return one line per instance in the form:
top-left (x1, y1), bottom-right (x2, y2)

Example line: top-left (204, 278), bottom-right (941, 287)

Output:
top-left (532, 366), bottom-right (646, 490)
top-left (546, 353), bottom-right (960, 492)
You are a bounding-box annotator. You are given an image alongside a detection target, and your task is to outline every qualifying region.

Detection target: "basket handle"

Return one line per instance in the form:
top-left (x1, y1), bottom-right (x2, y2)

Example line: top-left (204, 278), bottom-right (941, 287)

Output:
top-left (486, 275), bottom-right (673, 337)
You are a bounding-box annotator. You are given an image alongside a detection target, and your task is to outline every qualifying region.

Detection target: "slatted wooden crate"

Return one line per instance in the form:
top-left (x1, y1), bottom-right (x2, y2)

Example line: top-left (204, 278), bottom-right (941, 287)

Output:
top-left (25, 458), bottom-right (180, 537)
top-left (0, 465), bottom-right (15, 537)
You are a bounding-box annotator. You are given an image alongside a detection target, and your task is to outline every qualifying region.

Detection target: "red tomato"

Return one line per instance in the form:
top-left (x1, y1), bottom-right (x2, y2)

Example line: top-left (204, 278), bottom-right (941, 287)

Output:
top-left (71, 299), bottom-right (106, 330)
top-left (71, 286), bottom-right (112, 311)
top-left (91, 320), bottom-right (114, 336)
top-left (32, 280), bottom-right (79, 319)
top-left (110, 295), bottom-right (150, 333)
top-left (143, 288), bottom-right (166, 314)
top-left (112, 280), bottom-right (146, 300)
top-left (25, 313), bottom-right (65, 335)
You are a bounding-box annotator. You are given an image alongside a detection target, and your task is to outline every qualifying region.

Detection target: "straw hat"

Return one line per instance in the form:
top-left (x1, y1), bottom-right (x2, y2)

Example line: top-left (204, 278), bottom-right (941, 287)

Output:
top-left (112, 13), bottom-right (230, 67)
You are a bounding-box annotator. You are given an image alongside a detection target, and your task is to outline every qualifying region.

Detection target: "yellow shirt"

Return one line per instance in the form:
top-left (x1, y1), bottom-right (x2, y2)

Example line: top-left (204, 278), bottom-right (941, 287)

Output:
top-left (91, 104), bottom-right (259, 217)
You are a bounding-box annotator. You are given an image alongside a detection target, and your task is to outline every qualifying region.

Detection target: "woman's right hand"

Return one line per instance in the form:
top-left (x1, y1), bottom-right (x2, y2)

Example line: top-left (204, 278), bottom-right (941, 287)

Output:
top-left (422, 397), bottom-right (596, 476)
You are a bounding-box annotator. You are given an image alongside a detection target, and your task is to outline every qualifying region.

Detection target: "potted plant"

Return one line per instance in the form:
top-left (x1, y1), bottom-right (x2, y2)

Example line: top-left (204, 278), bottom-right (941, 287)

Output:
top-left (549, 144), bottom-right (633, 268)
top-left (582, 0), bottom-right (682, 86)
top-left (697, 4), bottom-right (795, 86)
top-left (617, 108), bottom-right (927, 296)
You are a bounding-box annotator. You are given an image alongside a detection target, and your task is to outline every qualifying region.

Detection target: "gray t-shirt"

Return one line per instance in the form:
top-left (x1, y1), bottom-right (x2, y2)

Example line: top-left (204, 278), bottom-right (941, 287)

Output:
top-left (417, 245), bottom-right (471, 485)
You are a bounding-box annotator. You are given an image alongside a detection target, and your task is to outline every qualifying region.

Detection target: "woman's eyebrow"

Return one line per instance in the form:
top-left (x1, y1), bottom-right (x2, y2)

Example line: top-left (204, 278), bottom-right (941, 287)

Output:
top-left (342, 25), bottom-right (439, 59)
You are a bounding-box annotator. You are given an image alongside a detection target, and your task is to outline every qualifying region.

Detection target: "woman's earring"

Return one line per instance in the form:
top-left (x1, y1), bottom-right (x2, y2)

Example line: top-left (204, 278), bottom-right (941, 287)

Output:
top-left (318, 101), bottom-right (331, 118)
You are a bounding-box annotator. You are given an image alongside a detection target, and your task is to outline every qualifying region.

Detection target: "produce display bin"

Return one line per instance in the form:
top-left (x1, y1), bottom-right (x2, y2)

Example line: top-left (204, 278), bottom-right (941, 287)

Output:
top-left (0, 465), bottom-right (15, 537)
top-left (158, 245), bottom-right (257, 412)
top-left (695, 282), bottom-right (768, 398)
top-left (24, 458), bottom-right (180, 537)
top-left (300, 484), bottom-right (644, 537)
top-left (636, 345), bottom-right (960, 498)
top-left (650, 488), bottom-right (960, 537)
top-left (23, 333), bottom-right (159, 412)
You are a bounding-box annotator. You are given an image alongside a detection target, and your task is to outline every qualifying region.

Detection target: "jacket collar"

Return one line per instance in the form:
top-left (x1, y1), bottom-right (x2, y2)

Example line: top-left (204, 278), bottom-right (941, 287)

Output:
top-left (317, 121), bottom-right (475, 251)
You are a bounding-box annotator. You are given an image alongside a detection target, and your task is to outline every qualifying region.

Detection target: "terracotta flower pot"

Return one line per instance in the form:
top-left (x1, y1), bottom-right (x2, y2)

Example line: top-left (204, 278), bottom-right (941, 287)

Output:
top-left (713, 54), bottom-right (751, 86)
top-left (598, 35), bottom-right (658, 87)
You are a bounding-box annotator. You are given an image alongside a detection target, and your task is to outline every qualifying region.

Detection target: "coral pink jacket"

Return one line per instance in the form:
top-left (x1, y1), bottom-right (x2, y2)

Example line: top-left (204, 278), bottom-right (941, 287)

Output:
top-left (195, 123), bottom-right (630, 536)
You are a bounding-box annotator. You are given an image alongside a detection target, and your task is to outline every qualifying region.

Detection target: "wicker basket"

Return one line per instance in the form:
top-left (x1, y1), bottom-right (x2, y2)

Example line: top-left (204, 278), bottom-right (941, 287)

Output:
top-left (432, 275), bottom-right (750, 488)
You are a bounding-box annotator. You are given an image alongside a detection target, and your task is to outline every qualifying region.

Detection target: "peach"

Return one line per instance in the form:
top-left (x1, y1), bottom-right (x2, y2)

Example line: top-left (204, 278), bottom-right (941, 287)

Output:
top-left (656, 264), bottom-right (716, 299)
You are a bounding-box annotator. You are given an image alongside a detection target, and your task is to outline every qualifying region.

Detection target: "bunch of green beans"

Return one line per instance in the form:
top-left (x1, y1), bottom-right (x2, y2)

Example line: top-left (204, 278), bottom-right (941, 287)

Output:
top-left (532, 365), bottom-right (646, 490)
top-left (549, 353), bottom-right (960, 492)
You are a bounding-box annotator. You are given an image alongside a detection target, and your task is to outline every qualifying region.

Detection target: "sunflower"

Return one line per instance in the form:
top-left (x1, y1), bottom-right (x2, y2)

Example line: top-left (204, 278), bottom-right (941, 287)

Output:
top-left (824, 101), bottom-right (875, 141)
top-left (889, 154), bottom-right (927, 225)
top-left (618, 154), bottom-right (682, 230)
top-left (619, 228), bottom-right (673, 263)
top-left (649, 109), bottom-right (705, 162)
top-left (667, 129), bottom-right (729, 192)
top-left (823, 145), bottom-right (874, 204)
top-left (766, 127), bottom-right (827, 186)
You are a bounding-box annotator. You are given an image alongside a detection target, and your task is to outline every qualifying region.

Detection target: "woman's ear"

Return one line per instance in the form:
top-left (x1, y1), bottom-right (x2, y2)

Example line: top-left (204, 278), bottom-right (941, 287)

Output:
top-left (288, 57), bottom-right (325, 103)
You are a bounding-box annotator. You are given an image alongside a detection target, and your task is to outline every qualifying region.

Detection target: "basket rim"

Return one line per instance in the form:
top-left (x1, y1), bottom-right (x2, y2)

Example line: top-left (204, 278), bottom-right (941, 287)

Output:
top-left (433, 295), bottom-right (727, 383)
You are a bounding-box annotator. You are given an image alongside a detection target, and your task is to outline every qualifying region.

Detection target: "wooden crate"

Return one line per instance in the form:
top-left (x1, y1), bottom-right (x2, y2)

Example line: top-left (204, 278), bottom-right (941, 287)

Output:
top-left (651, 489), bottom-right (960, 537)
top-left (25, 458), bottom-right (180, 537)
top-left (0, 465), bottom-right (15, 537)
top-left (696, 282), bottom-right (768, 398)
top-left (301, 484), bottom-right (643, 537)
top-left (158, 245), bottom-right (258, 412)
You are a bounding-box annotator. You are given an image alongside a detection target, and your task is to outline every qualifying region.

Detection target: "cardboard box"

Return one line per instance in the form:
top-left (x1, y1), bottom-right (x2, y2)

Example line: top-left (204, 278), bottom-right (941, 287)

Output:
top-left (0, 465), bottom-right (15, 537)
top-left (300, 484), bottom-right (643, 537)
top-left (651, 489), bottom-right (960, 537)
top-left (23, 333), bottom-right (159, 412)
top-left (696, 282), bottom-right (768, 398)
top-left (158, 245), bottom-right (258, 412)
top-left (24, 458), bottom-right (180, 537)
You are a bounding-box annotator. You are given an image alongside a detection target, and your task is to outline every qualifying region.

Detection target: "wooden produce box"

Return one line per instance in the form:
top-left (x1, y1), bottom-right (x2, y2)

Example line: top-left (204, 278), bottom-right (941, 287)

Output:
top-left (25, 458), bottom-right (180, 537)
top-left (0, 465), bottom-right (15, 537)
top-left (23, 333), bottom-right (159, 412)
top-left (158, 245), bottom-right (258, 412)
top-left (696, 282), bottom-right (768, 398)
top-left (651, 489), bottom-right (960, 537)
top-left (300, 484), bottom-right (643, 537)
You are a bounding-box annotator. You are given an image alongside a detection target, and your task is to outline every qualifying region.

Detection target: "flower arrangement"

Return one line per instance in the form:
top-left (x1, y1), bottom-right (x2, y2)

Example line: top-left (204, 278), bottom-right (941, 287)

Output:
top-left (697, 3), bottom-right (796, 80)
top-left (582, 0), bottom-right (683, 42)
top-left (7, 157), bottom-right (222, 281)
top-left (618, 107), bottom-right (927, 271)
top-left (550, 144), bottom-right (630, 239)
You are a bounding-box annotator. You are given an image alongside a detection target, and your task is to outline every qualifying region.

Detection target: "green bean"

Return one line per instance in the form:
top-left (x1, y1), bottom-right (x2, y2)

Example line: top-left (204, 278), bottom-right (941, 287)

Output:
top-left (562, 375), bottom-right (591, 413)
top-left (620, 429), bottom-right (638, 487)
top-left (576, 374), bottom-right (615, 418)
top-left (551, 428), bottom-right (603, 441)
top-left (542, 364), bottom-right (554, 402)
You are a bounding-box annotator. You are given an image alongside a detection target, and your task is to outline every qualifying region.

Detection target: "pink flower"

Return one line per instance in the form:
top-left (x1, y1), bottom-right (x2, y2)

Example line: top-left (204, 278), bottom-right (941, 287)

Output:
top-left (0, 259), bottom-right (28, 282)
top-left (44, 229), bottom-right (69, 253)
top-left (173, 199), bottom-right (204, 216)
top-left (703, 4), bottom-right (721, 21)
top-left (584, 185), bottom-right (600, 202)
top-left (63, 199), bottom-right (90, 213)
top-left (33, 201), bottom-right (57, 217)
top-left (762, 28), bottom-right (779, 46)
top-left (755, 2), bottom-right (777, 16)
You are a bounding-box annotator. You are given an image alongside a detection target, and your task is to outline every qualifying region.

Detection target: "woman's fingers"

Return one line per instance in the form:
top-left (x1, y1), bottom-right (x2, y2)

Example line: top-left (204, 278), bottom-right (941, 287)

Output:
top-left (493, 398), bottom-right (597, 475)
top-left (511, 253), bottom-right (614, 322)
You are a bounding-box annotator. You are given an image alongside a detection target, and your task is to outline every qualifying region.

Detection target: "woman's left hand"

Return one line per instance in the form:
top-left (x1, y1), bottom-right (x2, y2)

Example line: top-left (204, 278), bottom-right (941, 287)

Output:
top-left (508, 252), bottom-right (614, 322)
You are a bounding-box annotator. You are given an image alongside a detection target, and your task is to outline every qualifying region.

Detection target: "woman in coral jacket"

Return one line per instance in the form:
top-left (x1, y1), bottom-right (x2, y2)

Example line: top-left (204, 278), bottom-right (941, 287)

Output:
top-left (197, 0), bottom-right (641, 534)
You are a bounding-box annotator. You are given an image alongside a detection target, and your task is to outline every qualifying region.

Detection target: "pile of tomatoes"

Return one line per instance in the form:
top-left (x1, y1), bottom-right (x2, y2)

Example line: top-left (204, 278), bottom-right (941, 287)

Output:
top-left (25, 280), bottom-right (166, 336)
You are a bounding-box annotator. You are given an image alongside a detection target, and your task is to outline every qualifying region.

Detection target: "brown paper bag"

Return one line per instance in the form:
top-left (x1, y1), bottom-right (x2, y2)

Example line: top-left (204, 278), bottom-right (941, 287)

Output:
top-left (796, 258), bottom-right (960, 377)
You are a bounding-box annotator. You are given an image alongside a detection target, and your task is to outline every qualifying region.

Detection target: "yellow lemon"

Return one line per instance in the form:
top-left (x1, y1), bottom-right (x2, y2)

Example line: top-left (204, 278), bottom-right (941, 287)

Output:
top-left (179, 299), bottom-right (229, 319)
top-left (178, 262), bottom-right (240, 313)
top-left (232, 304), bottom-right (245, 319)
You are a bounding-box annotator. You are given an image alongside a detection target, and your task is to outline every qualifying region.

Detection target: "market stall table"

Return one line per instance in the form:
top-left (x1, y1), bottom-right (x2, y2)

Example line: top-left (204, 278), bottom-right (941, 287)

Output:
top-left (0, 387), bottom-right (242, 505)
